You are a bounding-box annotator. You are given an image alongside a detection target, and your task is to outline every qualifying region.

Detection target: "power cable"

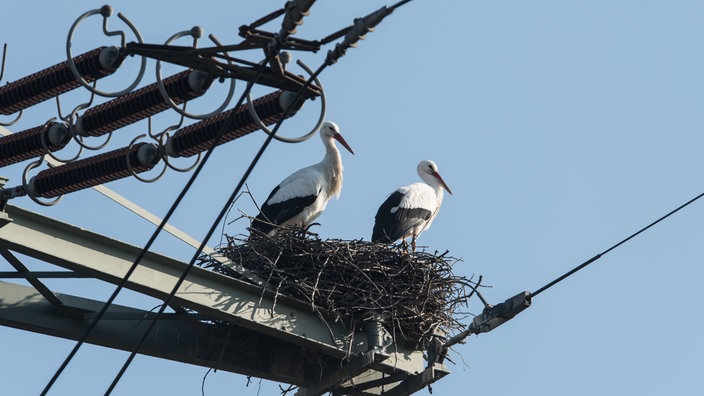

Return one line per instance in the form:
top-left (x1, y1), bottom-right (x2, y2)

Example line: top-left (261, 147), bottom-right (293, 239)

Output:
top-left (40, 48), bottom-right (274, 396)
top-left (41, 1), bottom-right (415, 393)
top-left (441, 190), bottom-right (704, 351)
top-left (201, 368), bottom-right (213, 396)
top-left (102, 0), bottom-right (416, 390)
top-left (103, 0), bottom-right (417, 388)
top-left (104, 63), bottom-right (328, 395)
top-left (532, 190), bottom-right (704, 298)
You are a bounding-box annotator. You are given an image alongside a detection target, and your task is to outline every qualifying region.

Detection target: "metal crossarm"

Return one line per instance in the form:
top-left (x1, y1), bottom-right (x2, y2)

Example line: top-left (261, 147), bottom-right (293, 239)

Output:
top-left (0, 281), bottom-right (313, 384)
top-left (122, 43), bottom-right (323, 98)
top-left (0, 271), bottom-right (90, 279)
top-left (0, 204), bottom-right (439, 392)
top-left (0, 204), bottom-right (355, 355)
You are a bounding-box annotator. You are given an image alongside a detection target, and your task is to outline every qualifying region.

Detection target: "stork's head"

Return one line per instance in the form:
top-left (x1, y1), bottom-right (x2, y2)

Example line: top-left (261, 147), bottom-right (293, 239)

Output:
top-left (417, 160), bottom-right (453, 195)
top-left (320, 121), bottom-right (354, 155)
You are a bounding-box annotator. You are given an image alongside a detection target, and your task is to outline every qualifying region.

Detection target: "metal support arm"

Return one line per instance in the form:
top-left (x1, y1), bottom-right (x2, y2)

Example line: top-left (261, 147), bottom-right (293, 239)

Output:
top-left (122, 43), bottom-right (322, 98)
top-left (0, 204), bottom-right (437, 392)
top-left (0, 281), bottom-right (315, 384)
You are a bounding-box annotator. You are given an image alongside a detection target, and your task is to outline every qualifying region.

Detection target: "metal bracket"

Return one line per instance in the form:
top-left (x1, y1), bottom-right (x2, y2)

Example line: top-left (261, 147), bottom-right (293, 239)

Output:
top-left (470, 291), bottom-right (532, 335)
top-left (296, 350), bottom-right (391, 396)
top-left (364, 313), bottom-right (393, 350)
top-left (122, 42), bottom-right (322, 98)
top-left (382, 363), bottom-right (451, 396)
top-left (297, 314), bottom-right (395, 396)
top-left (238, 26), bottom-right (322, 53)
top-left (440, 291), bottom-right (532, 361)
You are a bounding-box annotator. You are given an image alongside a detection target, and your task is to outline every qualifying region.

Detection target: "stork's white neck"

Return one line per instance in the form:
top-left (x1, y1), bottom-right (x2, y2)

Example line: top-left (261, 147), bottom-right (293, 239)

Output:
top-left (419, 172), bottom-right (439, 190)
top-left (420, 172), bottom-right (445, 205)
top-left (320, 136), bottom-right (344, 199)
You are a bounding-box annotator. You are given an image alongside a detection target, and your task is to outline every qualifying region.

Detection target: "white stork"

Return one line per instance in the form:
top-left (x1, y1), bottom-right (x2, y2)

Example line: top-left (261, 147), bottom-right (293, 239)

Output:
top-left (251, 121), bottom-right (354, 235)
top-left (372, 160), bottom-right (452, 251)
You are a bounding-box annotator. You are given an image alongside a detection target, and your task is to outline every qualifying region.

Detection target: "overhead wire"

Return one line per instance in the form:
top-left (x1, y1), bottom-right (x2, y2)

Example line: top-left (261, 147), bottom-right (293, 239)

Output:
top-left (104, 0), bottom-right (418, 390)
top-left (34, 3), bottom-right (692, 391)
top-left (40, 41), bottom-right (277, 396)
top-left (104, 61), bottom-right (329, 395)
top-left (532, 189), bottom-right (704, 298)
top-left (39, 1), bottom-right (415, 393)
top-left (201, 368), bottom-right (213, 396)
top-left (105, 0), bottom-right (417, 388)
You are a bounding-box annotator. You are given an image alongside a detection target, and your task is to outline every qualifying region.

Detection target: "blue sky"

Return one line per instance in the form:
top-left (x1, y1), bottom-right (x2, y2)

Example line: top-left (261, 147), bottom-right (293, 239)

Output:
top-left (1, 1), bottom-right (703, 395)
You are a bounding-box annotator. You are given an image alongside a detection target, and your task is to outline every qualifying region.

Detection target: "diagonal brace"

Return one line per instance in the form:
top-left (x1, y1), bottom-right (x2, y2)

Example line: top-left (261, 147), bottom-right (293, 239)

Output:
top-left (296, 350), bottom-right (390, 396)
top-left (0, 248), bottom-right (63, 307)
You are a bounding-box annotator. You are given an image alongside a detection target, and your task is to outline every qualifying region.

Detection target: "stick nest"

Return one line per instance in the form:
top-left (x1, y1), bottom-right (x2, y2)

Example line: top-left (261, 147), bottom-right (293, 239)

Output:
top-left (198, 228), bottom-right (478, 347)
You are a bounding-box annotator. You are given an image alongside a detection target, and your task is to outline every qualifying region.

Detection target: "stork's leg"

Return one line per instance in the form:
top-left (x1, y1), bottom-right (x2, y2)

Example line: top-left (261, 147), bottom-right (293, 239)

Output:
top-left (411, 234), bottom-right (417, 252)
top-left (400, 239), bottom-right (409, 253)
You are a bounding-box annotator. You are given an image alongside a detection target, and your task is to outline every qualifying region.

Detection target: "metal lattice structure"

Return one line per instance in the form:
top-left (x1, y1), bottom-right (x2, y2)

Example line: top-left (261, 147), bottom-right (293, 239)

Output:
top-left (0, 203), bottom-right (450, 394)
top-left (0, 3), bottom-right (531, 394)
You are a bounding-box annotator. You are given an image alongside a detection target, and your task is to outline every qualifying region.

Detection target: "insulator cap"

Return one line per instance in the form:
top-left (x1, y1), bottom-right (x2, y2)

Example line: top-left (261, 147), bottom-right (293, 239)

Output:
top-left (25, 142), bottom-right (160, 198)
top-left (326, 7), bottom-right (391, 65)
top-left (280, 0), bottom-right (316, 36)
top-left (0, 122), bottom-right (70, 168)
top-left (0, 46), bottom-right (124, 115)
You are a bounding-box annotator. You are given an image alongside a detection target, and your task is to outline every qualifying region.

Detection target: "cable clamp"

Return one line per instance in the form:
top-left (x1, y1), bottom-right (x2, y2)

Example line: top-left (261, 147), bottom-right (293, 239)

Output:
top-left (470, 291), bottom-right (532, 335)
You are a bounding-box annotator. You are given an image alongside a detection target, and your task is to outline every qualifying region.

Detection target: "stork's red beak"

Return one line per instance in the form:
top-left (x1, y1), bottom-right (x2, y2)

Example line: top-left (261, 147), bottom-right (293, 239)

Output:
top-left (334, 133), bottom-right (354, 155)
top-left (433, 172), bottom-right (453, 195)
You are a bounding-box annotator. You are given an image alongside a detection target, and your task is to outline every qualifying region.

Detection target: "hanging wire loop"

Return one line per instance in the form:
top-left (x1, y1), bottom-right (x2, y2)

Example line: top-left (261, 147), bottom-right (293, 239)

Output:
top-left (248, 58), bottom-right (325, 143)
top-left (66, 5), bottom-right (146, 97)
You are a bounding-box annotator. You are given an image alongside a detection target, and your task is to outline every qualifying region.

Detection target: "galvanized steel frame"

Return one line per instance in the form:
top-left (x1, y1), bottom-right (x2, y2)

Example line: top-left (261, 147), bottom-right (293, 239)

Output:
top-left (0, 204), bottom-right (448, 393)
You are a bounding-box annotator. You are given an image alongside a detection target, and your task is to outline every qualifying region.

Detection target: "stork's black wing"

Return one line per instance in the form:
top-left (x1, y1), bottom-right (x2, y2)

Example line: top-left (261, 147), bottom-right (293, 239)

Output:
top-left (371, 191), bottom-right (432, 243)
top-left (251, 185), bottom-right (317, 234)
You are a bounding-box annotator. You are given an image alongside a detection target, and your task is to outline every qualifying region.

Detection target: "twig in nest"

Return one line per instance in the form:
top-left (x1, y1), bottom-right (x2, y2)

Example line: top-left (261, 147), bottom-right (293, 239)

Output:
top-left (198, 228), bottom-right (483, 347)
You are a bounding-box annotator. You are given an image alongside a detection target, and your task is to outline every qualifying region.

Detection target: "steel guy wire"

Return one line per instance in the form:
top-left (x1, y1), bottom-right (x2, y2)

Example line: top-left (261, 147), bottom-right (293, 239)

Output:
top-left (532, 190), bottom-right (704, 298)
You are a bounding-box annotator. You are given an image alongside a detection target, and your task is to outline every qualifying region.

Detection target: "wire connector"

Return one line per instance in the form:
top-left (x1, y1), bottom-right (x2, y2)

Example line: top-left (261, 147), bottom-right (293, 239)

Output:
top-left (438, 290), bottom-right (531, 364)
top-left (470, 291), bottom-right (532, 335)
top-left (325, 6), bottom-right (392, 65)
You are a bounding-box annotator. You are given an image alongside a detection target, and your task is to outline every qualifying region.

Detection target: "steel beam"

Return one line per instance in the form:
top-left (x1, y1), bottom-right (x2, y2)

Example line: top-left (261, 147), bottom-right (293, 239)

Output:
top-left (0, 204), bottom-right (438, 393)
top-left (0, 280), bottom-right (315, 384)
top-left (0, 204), bottom-right (360, 357)
top-left (296, 350), bottom-right (390, 396)
top-left (382, 364), bottom-right (451, 396)
top-left (0, 271), bottom-right (90, 278)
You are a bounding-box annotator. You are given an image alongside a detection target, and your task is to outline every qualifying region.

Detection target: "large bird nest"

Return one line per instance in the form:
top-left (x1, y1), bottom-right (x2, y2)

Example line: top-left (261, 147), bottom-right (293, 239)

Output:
top-left (197, 228), bottom-right (480, 347)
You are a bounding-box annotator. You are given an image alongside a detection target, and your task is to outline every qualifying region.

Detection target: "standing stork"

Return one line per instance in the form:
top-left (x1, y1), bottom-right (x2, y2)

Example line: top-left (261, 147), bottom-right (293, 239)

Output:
top-left (372, 160), bottom-right (452, 251)
top-left (251, 121), bottom-right (354, 235)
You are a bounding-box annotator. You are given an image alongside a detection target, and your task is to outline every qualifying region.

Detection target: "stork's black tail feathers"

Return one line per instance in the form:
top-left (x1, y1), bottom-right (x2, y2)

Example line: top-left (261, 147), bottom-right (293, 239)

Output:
top-left (251, 213), bottom-right (275, 235)
top-left (371, 226), bottom-right (395, 243)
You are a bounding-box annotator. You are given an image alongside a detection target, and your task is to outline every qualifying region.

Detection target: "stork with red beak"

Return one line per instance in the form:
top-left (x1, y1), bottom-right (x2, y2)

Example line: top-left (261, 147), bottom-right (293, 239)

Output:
top-left (372, 160), bottom-right (452, 251)
top-left (251, 121), bottom-right (354, 235)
